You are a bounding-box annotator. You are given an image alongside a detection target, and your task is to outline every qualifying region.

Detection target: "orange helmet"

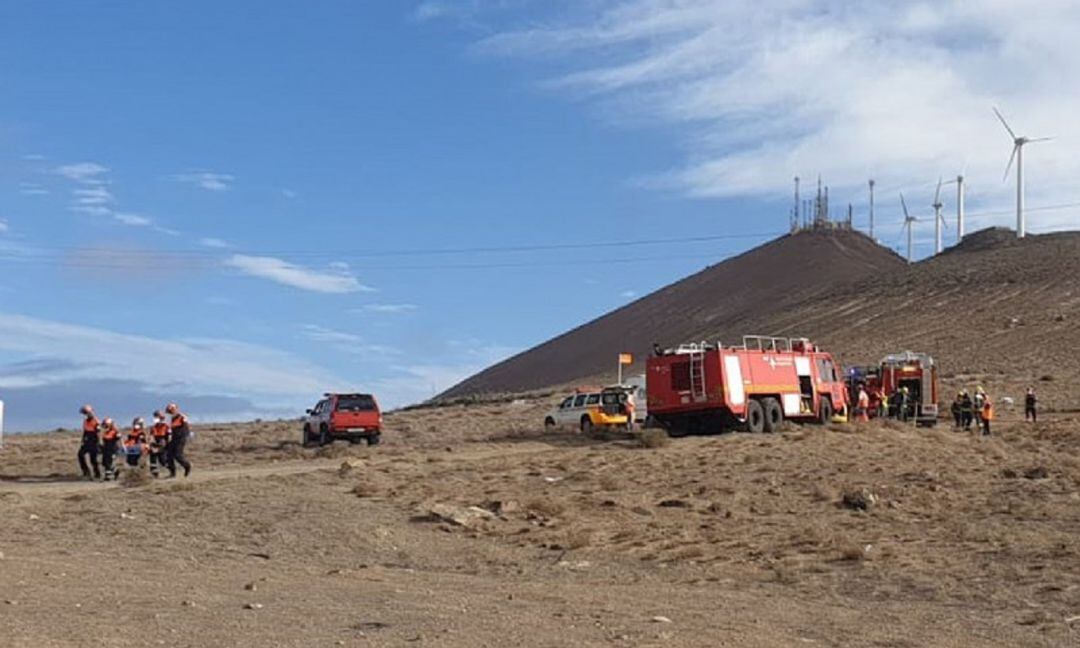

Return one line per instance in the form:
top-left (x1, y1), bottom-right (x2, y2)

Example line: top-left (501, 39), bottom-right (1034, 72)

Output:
top-left (80, 404), bottom-right (94, 416)
top-left (165, 403), bottom-right (178, 415)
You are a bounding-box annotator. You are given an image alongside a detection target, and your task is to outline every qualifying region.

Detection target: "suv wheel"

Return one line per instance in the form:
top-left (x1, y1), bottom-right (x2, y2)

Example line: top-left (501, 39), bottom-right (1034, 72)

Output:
top-left (302, 425), bottom-right (313, 447)
top-left (366, 433), bottom-right (381, 446)
top-left (580, 416), bottom-right (594, 435)
top-left (544, 417), bottom-right (556, 431)
top-left (319, 425), bottom-right (331, 446)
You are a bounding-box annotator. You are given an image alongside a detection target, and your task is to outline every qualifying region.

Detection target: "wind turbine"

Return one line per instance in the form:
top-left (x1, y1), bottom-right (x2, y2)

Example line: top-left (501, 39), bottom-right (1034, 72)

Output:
top-left (931, 178), bottom-right (947, 254)
top-left (994, 107), bottom-right (1052, 238)
top-left (941, 174), bottom-right (966, 242)
top-left (900, 193), bottom-right (918, 263)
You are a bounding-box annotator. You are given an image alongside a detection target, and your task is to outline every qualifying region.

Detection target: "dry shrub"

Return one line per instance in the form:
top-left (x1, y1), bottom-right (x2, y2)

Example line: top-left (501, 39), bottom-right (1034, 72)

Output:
top-left (840, 487), bottom-right (876, 511)
top-left (168, 481), bottom-right (195, 492)
top-left (119, 468), bottom-right (151, 489)
top-left (352, 481), bottom-right (380, 498)
top-left (526, 497), bottom-right (566, 518)
top-left (811, 483), bottom-right (838, 502)
top-left (562, 528), bottom-right (593, 550)
top-left (833, 542), bottom-right (868, 562)
top-left (639, 428), bottom-right (670, 449)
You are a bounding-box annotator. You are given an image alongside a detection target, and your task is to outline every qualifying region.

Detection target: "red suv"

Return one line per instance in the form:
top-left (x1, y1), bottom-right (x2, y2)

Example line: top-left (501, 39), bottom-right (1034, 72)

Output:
top-left (303, 393), bottom-right (382, 446)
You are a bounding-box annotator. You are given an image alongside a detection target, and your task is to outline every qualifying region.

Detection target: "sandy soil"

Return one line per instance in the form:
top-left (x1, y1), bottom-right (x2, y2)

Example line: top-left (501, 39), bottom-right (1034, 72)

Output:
top-left (2, 399), bottom-right (1079, 647)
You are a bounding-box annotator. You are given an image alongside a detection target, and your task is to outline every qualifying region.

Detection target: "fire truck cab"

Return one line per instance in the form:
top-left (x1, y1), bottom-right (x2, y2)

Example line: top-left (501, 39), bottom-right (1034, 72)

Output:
top-left (645, 336), bottom-right (848, 436)
top-left (845, 352), bottom-right (939, 426)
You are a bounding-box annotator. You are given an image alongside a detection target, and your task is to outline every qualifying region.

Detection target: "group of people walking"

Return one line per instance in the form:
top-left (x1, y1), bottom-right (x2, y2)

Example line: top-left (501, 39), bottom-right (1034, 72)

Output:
top-left (77, 403), bottom-right (192, 481)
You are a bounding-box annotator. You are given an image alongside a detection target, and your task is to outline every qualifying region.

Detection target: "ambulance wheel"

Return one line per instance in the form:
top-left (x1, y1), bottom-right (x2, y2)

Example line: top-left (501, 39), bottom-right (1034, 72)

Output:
top-left (580, 416), bottom-right (594, 435)
top-left (818, 398), bottom-right (834, 425)
top-left (745, 399), bottom-right (766, 434)
top-left (762, 397), bottom-right (783, 433)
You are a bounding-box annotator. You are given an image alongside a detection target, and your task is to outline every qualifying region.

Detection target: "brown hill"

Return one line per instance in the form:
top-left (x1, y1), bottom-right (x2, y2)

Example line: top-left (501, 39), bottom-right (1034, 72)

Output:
top-left (444, 227), bottom-right (1080, 411)
top-left (441, 228), bottom-right (905, 397)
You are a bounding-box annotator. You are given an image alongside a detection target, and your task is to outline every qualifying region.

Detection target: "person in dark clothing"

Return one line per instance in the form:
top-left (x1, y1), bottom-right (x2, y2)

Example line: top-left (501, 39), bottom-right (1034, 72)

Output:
top-left (1025, 387), bottom-right (1038, 422)
top-left (100, 418), bottom-right (121, 481)
top-left (77, 404), bottom-right (102, 481)
top-left (897, 387), bottom-right (911, 422)
top-left (165, 403), bottom-right (192, 478)
top-left (951, 394), bottom-right (963, 428)
top-left (960, 391), bottom-right (974, 430)
top-left (148, 410), bottom-right (171, 478)
top-left (652, 342), bottom-right (663, 357)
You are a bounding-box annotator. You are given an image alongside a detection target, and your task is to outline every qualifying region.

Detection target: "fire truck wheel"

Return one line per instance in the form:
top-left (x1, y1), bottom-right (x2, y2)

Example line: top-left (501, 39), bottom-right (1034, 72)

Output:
top-left (745, 399), bottom-right (766, 434)
top-left (580, 416), bottom-right (594, 435)
top-left (761, 398), bottom-right (783, 433)
top-left (818, 398), bottom-right (834, 424)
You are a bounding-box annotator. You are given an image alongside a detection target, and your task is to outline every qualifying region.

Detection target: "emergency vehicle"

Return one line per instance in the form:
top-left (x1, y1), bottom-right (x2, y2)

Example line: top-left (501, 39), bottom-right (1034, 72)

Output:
top-left (645, 336), bottom-right (848, 436)
top-left (845, 352), bottom-right (939, 426)
top-left (544, 386), bottom-right (630, 433)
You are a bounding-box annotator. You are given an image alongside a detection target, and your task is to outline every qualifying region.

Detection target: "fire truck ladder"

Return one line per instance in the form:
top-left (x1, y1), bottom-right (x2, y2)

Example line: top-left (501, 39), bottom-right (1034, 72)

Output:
top-left (688, 349), bottom-right (707, 402)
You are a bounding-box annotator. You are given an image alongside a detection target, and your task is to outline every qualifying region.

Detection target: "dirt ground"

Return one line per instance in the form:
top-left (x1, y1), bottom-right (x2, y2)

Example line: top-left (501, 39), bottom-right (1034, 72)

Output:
top-left (2, 399), bottom-right (1079, 647)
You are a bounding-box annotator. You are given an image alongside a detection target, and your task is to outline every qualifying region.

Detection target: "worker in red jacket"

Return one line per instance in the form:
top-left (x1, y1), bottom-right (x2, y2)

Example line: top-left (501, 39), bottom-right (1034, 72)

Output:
top-left (100, 417), bottom-right (121, 481)
top-left (148, 410), bottom-right (171, 478)
top-left (77, 405), bottom-right (102, 481)
top-left (122, 418), bottom-right (148, 470)
top-left (165, 403), bottom-right (192, 478)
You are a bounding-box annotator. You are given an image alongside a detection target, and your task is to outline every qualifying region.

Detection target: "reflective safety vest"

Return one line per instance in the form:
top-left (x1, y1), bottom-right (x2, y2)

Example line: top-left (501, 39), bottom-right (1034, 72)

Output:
top-left (151, 422), bottom-right (170, 439)
top-left (101, 425), bottom-right (120, 442)
top-left (982, 401), bottom-right (995, 421)
top-left (83, 416), bottom-right (99, 435)
top-left (124, 429), bottom-right (146, 448)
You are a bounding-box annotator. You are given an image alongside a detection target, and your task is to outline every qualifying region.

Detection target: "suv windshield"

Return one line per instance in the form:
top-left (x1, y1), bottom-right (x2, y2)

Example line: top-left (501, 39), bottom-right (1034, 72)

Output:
top-left (336, 395), bottom-right (376, 412)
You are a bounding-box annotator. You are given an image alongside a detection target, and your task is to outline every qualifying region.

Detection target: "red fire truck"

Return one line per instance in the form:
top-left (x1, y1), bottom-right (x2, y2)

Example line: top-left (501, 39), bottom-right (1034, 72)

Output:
top-left (846, 352), bottom-right (939, 426)
top-left (645, 336), bottom-right (848, 436)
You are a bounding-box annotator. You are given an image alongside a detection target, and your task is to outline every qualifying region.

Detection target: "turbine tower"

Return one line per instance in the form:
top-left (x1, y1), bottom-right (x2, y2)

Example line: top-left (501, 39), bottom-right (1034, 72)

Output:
top-left (942, 175), bottom-right (966, 242)
top-left (932, 178), bottom-right (945, 254)
top-left (899, 193), bottom-right (918, 264)
top-left (994, 107), bottom-right (1051, 238)
top-left (868, 179), bottom-right (876, 240)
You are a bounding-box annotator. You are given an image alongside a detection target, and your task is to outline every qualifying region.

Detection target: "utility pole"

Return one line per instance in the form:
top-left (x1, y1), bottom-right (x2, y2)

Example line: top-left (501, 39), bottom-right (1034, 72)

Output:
top-left (847, 203), bottom-right (853, 228)
top-left (956, 175), bottom-right (965, 241)
top-left (868, 179), bottom-right (876, 240)
top-left (793, 176), bottom-right (800, 232)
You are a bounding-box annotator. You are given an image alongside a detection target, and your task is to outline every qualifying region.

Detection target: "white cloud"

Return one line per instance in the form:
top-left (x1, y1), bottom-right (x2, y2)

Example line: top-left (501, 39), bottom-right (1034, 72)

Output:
top-left (620, 290), bottom-right (636, 298)
top-left (55, 162), bottom-right (109, 184)
top-left (0, 219), bottom-right (8, 233)
top-left (355, 303), bottom-right (419, 314)
top-left (18, 182), bottom-right (49, 196)
top-left (479, 1), bottom-right (1080, 235)
top-left (0, 312), bottom-right (341, 397)
top-left (171, 171), bottom-right (235, 191)
top-left (71, 205), bottom-right (113, 217)
top-left (372, 344), bottom-right (518, 407)
top-left (199, 237), bottom-right (230, 248)
top-left (301, 324), bottom-right (401, 356)
top-left (22, 153), bottom-right (45, 161)
top-left (281, 188), bottom-right (297, 199)
top-left (113, 212), bottom-right (152, 227)
top-left (225, 254), bottom-right (374, 294)
top-left (414, 1), bottom-right (451, 21)
top-left (73, 186), bottom-right (114, 206)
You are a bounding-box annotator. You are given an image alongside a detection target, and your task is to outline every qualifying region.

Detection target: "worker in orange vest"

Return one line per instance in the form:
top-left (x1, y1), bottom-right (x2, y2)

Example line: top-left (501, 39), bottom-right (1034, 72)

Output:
top-left (165, 403), bottom-right (192, 478)
top-left (148, 410), bottom-right (171, 478)
top-left (981, 396), bottom-right (994, 437)
top-left (100, 417), bottom-right (121, 481)
top-left (856, 385), bottom-right (870, 422)
top-left (122, 418), bottom-right (148, 470)
top-left (77, 404), bottom-right (102, 481)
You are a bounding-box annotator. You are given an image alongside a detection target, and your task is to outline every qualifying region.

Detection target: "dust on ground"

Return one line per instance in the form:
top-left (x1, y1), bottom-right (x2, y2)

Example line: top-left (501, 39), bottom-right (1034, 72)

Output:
top-left (2, 398), bottom-right (1078, 646)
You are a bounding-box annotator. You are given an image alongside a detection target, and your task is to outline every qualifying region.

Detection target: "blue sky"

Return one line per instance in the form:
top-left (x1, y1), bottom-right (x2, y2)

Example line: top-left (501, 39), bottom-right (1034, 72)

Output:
top-left (2, 1), bottom-right (1079, 431)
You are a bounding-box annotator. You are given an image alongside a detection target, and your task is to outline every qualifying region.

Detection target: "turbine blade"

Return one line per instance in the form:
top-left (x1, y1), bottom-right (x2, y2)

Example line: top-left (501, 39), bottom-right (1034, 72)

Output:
top-left (934, 177), bottom-right (942, 205)
top-left (993, 106), bottom-right (1017, 139)
top-left (900, 192), bottom-right (910, 218)
top-left (1003, 144), bottom-right (1018, 182)
top-left (1028, 136), bottom-right (1054, 143)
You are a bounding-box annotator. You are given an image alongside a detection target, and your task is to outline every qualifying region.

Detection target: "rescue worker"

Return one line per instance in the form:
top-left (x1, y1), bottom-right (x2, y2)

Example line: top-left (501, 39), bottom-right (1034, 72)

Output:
top-left (165, 403), bottom-right (192, 478)
top-left (122, 417), bottom-right (148, 470)
top-left (981, 395), bottom-right (995, 436)
top-left (951, 393), bottom-right (963, 429)
top-left (878, 390), bottom-right (889, 419)
top-left (898, 387), bottom-right (911, 422)
top-left (148, 410), bottom-right (171, 478)
top-left (1025, 387), bottom-right (1038, 423)
top-left (100, 417), bottom-right (121, 481)
top-left (855, 384), bottom-right (870, 422)
top-left (77, 405), bottom-right (102, 481)
top-left (960, 390), bottom-right (974, 430)
top-left (973, 387), bottom-right (987, 430)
